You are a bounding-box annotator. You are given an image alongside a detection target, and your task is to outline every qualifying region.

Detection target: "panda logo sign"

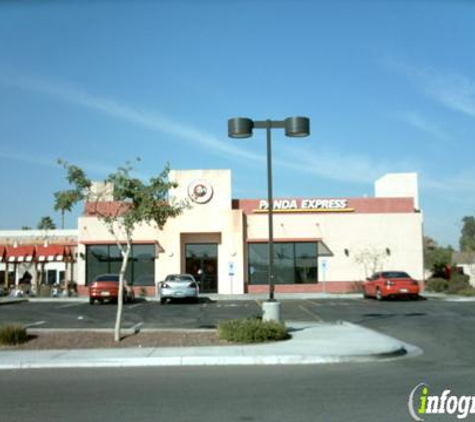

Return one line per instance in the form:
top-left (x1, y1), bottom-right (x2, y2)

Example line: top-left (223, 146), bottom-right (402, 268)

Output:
top-left (188, 179), bottom-right (214, 204)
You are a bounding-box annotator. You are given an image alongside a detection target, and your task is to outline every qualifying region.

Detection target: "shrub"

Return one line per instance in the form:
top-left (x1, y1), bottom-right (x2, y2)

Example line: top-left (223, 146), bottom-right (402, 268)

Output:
top-left (456, 287), bottom-right (475, 296)
top-left (425, 278), bottom-right (449, 292)
top-left (0, 324), bottom-right (28, 346)
top-left (218, 318), bottom-right (290, 343)
top-left (447, 274), bottom-right (470, 294)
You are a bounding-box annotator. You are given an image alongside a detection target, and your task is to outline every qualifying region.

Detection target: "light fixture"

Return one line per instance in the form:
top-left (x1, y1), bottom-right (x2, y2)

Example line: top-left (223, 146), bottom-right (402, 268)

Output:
top-left (228, 116), bottom-right (310, 306)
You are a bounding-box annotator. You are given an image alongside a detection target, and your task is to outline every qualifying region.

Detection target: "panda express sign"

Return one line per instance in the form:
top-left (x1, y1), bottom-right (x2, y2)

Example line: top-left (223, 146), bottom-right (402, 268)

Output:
top-left (255, 198), bottom-right (354, 213)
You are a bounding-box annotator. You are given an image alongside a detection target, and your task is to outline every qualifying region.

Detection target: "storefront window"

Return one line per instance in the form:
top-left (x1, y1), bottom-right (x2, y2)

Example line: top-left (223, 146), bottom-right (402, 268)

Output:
top-left (248, 243), bottom-right (269, 285)
top-left (295, 243), bottom-right (318, 283)
top-left (185, 244), bottom-right (218, 293)
top-left (86, 244), bottom-right (155, 286)
top-left (274, 243), bottom-right (294, 284)
top-left (132, 245), bottom-right (155, 286)
top-left (86, 245), bottom-right (108, 284)
top-left (248, 242), bottom-right (318, 285)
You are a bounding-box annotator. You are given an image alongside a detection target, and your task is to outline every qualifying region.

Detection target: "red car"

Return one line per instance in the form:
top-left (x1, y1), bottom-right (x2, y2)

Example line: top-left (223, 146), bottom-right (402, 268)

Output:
top-left (363, 271), bottom-right (420, 300)
top-left (89, 274), bottom-right (135, 305)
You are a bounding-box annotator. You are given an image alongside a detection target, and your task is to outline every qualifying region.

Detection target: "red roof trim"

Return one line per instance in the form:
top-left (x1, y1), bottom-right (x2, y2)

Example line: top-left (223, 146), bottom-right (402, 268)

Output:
top-left (5, 245), bottom-right (36, 262)
top-left (36, 245), bottom-right (67, 261)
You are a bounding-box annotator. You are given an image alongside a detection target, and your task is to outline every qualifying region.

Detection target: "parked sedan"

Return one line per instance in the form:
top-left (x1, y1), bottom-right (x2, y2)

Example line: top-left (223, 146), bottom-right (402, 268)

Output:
top-left (363, 271), bottom-right (420, 300)
top-left (89, 274), bottom-right (135, 305)
top-left (158, 274), bottom-right (199, 304)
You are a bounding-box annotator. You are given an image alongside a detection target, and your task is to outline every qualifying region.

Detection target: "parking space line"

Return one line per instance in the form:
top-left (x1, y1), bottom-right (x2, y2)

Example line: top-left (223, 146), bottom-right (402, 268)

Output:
top-left (298, 305), bottom-right (323, 321)
top-left (304, 299), bottom-right (321, 307)
top-left (128, 303), bottom-right (143, 309)
top-left (56, 302), bottom-right (85, 309)
top-left (24, 320), bottom-right (46, 328)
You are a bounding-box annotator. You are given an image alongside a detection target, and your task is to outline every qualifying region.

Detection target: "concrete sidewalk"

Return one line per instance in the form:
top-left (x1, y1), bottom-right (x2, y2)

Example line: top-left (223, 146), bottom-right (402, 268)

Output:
top-left (0, 321), bottom-right (421, 370)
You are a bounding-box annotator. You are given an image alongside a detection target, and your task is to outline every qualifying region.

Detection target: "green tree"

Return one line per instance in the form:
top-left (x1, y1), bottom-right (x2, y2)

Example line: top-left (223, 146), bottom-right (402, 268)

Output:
top-left (54, 190), bottom-right (80, 229)
top-left (37, 216), bottom-right (56, 230)
top-left (57, 159), bottom-right (187, 341)
top-left (424, 236), bottom-right (452, 277)
top-left (460, 216), bottom-right (475, 252)
top-left (21, 226), bottom-right (31, 230)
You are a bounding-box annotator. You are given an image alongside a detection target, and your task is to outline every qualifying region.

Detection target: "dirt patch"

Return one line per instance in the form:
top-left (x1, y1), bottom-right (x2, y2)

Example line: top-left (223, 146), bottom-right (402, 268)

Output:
top-left (1, 330), bottom-right (222, 350)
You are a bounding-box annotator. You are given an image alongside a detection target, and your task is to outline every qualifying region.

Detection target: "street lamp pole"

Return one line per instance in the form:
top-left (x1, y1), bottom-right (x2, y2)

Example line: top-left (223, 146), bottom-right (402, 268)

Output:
top-left (228, 117), bottom-right (310, 307)
top-left (265, 121), bottom-right (276, 301)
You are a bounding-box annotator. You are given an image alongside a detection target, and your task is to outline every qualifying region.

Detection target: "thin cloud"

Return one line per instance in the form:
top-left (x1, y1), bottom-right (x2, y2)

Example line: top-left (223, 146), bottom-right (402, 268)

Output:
top-left (387, 58), bottom-right (475, 119)
top-left (0, 149), bottom-right (118, 178)
top-left (422, 171), bottom-right (475, 194)
top-left (277, 144), bottom-right (394, 184)
top-left (0, 150), bottom-right (57, 169)
top-left (0, 72), bottom-right (264, 165)
top-left (0, 71), bottom-right (381, 185)
top-left (3, 70), bottom-right (466, 191)
top-left (397, 110), bottom-right (450, 141)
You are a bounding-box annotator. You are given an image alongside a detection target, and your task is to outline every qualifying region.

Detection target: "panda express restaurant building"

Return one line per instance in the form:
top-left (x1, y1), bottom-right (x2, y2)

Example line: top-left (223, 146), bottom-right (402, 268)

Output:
top-left (76, 169), bottom-right (424, 296)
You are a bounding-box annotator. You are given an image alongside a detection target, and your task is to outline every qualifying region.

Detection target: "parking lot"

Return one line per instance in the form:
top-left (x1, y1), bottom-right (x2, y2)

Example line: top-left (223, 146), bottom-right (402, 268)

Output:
top-left (1, 296), bottom-right (472, 333)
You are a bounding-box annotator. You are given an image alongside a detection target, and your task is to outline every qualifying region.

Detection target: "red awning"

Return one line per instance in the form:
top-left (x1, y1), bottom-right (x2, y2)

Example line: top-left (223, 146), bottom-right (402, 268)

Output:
top-left (6, 245), bottom-right (35, 263)
top-left (0, 245), bottom-right (6, 262)
top-left (36, 244), bottom-right (67, 262)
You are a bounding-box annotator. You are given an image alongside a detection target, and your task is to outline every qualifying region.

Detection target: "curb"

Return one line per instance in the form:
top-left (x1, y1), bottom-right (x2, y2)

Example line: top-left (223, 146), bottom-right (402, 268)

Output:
top-left (0, 347), bottom-right (410, 370)
top-left (0, 298), bottom-right (28, 306)
top-left (0, 322), bottom-right (419, 370)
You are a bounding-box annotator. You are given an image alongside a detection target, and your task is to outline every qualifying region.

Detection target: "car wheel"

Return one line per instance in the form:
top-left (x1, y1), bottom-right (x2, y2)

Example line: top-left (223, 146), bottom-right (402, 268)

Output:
top-left (89, 297), bottom-right (95, 305)
top-left (160, 298), bottom-right (167, 304)
top-left (376, 288), bottom-right (383, 301)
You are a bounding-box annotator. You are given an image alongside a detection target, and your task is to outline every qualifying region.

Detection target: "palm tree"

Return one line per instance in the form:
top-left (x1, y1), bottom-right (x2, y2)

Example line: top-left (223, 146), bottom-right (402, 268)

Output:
top-left (54, 190), bottom-right (79, 229)
top-left (37, 216), bottom-right (56, 230)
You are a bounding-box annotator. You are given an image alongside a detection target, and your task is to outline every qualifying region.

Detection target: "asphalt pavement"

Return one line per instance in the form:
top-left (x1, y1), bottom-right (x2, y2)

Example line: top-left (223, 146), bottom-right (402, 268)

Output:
top-left (0, 292), bottom-right (472, 370)
top-left (1, 293), bottom-right (474, 421)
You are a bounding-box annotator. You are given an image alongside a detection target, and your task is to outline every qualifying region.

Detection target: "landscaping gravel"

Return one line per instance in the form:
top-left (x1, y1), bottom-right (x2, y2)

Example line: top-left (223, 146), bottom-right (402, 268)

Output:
top-left (0, 330), bottom-right (221, 350)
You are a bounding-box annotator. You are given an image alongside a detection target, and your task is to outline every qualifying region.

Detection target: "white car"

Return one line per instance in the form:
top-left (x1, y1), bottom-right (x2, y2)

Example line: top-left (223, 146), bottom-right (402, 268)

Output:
top-left (159, 274), bottom-right (199, 304)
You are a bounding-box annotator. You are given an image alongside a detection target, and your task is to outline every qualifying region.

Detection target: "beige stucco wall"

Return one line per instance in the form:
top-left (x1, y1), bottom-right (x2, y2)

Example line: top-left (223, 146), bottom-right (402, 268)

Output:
top-left (76, 169), bottom-right (424, 292)
top-left (165, 169), bottom-right (244, 293)
top-left (78, 169), bottom-right (245, 294)
top-left (375, 172), bottom-right (420, 210)
top-left (246, 212), bottom-right (424, 282)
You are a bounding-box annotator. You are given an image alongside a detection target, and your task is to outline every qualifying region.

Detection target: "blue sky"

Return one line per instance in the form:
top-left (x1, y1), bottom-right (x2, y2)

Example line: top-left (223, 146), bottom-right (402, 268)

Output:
top-left (1, 0), bottom-right (474, 247)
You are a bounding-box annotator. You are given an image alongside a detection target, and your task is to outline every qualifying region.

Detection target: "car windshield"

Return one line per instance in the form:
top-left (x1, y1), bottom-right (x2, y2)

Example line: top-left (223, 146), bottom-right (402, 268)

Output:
top-left (381, 271), bottom-right (410, 279)
top-left (165, 275), bottom-right (194, 282)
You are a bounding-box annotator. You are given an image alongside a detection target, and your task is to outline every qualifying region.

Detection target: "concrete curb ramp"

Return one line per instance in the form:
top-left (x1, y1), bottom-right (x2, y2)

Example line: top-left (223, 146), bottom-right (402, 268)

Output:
top-left (0, 322), bottom-right (420, 370)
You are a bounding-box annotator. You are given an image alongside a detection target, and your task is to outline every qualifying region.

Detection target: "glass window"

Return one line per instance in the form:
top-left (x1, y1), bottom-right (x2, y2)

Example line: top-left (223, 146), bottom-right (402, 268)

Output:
top-left (108, 245), bottom-right (123, 275)
top-left (132, 245), bottom-right (155, 286)
top-left (274, 243), bottom-right (294, 284)
top-left (295, 243), bottom-right (317, 283)
top-left (248, 243), bottom-right (269, 285)
top-left (86, 244), bottom-right (155, 286)
top-left (185, 244), bottom-right (218, 293)
top-left (248, 242), bottom-right (318, 285)
top-left (86, 245), bottom-right (108, 285)
top-left (47, 270), bottom-right (57, 285)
